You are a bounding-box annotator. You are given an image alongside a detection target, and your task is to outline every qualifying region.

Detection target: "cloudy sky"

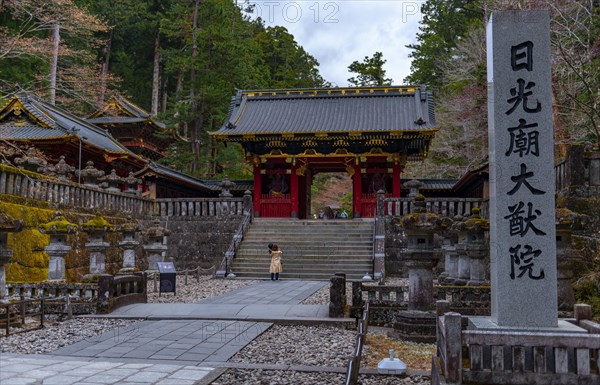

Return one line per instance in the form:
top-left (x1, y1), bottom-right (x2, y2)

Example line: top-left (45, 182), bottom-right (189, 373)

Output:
top-left (249, 0), bottom-right (424, 87)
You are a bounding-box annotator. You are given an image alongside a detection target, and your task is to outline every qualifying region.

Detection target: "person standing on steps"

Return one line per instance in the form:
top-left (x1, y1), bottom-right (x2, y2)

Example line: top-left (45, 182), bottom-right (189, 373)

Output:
top-left (269, 244), bottom-right (283, 280)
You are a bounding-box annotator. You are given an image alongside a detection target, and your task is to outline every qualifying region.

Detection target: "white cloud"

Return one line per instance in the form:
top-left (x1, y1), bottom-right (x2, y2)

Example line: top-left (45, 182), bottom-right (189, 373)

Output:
top-left (249, 0), bottom-right (424, 86)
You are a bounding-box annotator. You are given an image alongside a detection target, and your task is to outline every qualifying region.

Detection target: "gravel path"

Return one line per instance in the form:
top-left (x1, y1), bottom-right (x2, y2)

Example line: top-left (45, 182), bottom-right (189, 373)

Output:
top-left (147, 275), bottom-right (259, 303)
top-left (212, 369), bottom-right (429, 385)
top-left (230, 325), bottom-right (356, 367)
top-left (0, 318), bottom-right (138, 354)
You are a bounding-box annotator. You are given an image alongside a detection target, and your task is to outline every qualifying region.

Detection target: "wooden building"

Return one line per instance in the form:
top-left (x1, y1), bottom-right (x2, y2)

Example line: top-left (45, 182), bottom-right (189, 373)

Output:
top-left (211, 85), bottom-right (438, 218)
top-left (87, 94), bottom-right (183, 161)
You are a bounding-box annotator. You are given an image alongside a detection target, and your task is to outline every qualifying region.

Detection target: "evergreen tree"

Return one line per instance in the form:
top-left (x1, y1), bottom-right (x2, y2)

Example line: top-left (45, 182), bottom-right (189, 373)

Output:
top-left (347, 52), bottom-right (392, 86)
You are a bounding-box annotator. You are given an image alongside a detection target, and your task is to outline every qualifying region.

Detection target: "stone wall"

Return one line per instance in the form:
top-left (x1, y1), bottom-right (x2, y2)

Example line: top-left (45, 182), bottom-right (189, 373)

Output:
top-left (149, 216), bottom-right (242, 271)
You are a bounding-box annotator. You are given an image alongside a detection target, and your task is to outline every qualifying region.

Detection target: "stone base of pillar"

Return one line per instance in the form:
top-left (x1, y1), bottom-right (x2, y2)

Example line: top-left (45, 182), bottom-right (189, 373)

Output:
top-left (391, 310), bottom-right (436, 343)
top-left (117, 267), bottom-right (137, 275)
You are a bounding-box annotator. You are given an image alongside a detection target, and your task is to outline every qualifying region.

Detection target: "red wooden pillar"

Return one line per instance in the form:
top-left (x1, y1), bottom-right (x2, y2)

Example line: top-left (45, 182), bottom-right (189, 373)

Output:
top-left (291, 166), bottom-right (299, 218)
top-left (253, 164), bottom-right (262, 216)
top-left (353, 163), bottom-right (362, 218)
top-left (392, 163), bottom-right (402, 197)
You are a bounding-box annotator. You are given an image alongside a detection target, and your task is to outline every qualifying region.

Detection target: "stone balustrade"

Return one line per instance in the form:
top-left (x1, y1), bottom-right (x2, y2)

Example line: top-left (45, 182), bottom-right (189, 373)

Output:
top-left (0, 164), bottom-right (152, 215)
top-left (0, 164), bottom-right (245, 218)
top-left (154, 197), bottom-right (245, 217)
top-left (5, 282), bottom-right (98, 300)
top-left (381, 196), bottom-right (487, 218)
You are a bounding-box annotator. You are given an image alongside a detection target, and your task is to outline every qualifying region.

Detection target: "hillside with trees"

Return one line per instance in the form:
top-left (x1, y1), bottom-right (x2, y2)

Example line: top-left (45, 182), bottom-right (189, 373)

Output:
top-left (0, 0), bottom-right (327, 179)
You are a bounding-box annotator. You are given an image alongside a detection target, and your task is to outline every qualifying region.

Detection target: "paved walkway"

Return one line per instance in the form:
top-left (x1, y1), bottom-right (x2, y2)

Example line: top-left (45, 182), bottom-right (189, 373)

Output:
top-left (106, 280), bottom-right (333, 322)
top-left (1, 280), bottom-right (343, 384)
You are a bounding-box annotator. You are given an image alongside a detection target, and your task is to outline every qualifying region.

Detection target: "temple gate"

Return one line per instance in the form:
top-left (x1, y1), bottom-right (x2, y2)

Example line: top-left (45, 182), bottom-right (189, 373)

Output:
top-left (212, 85), bottom-right (437, 218)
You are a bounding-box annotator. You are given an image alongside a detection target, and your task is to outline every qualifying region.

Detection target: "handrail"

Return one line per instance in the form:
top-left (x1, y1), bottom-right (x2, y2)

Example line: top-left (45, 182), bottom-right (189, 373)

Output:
top-left (215, 209), bottom-right (253, 277)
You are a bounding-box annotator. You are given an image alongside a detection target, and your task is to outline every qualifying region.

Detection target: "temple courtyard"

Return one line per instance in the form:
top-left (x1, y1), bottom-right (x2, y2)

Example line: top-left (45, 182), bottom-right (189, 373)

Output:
top-left (0, 276), bottom-right (433, 384)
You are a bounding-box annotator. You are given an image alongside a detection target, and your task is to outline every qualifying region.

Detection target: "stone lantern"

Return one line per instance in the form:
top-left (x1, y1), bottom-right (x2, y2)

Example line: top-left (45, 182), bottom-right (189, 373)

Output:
top-left (438, 216), bottom-right (461, 285)
top-left (118, 219), bottom-right (140, 274)
top-left (14, 147), bottom-right (47, 172)
top-left (0, 213), bottom-right (23, 299)
top-left (555, 208), bottom-right (587, 311)
top-left (404, 179), bottom-right (424, 198)
top-left (39, 155), bottom-right (76, 181)
top-left (81, 215), bottom-right (112, 274)
top-left (77, 161), bottom-right (105, 187)
top-left (39, 212), bottom-right (78, 281)
top-left (124, 172), bottom-right (142, 195)
top-left (143, 219), bottom-right (170, 270)
top-left (100, 169), bottom-right (124, 193)
top-left (456, 208), bottom-right (489, 286)
top-left (219, 176), bottom-right (235, 197)
top-left (397, 193), bottom-right (449, 310)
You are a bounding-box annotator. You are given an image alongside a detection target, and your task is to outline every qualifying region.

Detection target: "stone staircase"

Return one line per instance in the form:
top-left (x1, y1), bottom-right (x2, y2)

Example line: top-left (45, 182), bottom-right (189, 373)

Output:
top-left (230, 219), bottom-right (374, 280)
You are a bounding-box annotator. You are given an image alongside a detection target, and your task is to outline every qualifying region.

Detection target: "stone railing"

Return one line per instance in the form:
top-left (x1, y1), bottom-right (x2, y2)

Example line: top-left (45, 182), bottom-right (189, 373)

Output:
top-left (433, 302), bottom-right (600, 385)
top-left (5, 282), bottom-right (98, 299)
top-left (153, 197), bottom-right (245, 217)
top-left (97, 273), bottom-right (147, 314)
top-left (0, 164), bottom-right (152, 215)
top-left (556, 145), bottom-right (600, 196)
top-left (351, 282), bottom-right (491, 321)
top-left (380, 196), bottom-right (487, 218)
top-left (215, 209), bottom-right (252, 277)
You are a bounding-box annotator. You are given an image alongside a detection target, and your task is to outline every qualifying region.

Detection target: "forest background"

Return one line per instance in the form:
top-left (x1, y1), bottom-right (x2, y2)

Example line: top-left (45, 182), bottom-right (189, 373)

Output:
top-left (0, 0), bottom-right (597, 183)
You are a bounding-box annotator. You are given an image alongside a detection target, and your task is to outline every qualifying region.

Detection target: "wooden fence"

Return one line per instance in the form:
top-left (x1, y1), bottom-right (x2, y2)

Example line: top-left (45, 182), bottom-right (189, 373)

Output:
top-left (344, 301), bottom-right (370, 385)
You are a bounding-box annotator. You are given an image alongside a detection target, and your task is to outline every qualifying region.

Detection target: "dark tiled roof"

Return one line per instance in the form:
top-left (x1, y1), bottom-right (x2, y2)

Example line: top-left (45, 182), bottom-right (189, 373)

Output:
top-left (401, 179), bottom-right (458, 190)
top-left (0, 93), bottom-right (137, 155)
top-left (212, 85), bottom-right (436, 137)
top-left (203, 179), bottom-right (253, 192)
top-left (135, 163), bottom-right (219, 192)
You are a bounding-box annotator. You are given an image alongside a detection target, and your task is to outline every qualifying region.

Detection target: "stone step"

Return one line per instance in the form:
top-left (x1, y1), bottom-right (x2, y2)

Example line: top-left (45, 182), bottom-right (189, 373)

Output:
top-left (233, 219), bottom-right (374, 280)
top-left (231, 271), bottom-right (366, 280)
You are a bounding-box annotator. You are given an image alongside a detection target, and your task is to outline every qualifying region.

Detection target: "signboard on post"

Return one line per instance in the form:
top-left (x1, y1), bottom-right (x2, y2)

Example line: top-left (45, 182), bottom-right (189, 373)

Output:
top-left (157, 261), bottom-right (176, 296)
top-left (487, 10), bottom-right (557, 328)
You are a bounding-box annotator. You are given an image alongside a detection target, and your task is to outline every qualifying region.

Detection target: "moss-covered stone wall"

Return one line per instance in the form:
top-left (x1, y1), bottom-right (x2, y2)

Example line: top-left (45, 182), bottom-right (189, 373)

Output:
top-left (0, 195), bottom-right (130, 283)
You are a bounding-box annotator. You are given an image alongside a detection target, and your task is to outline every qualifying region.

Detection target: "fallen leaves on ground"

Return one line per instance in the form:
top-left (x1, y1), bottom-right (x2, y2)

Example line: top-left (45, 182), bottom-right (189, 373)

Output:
top-left (362, 333), bottom-right (435, 371)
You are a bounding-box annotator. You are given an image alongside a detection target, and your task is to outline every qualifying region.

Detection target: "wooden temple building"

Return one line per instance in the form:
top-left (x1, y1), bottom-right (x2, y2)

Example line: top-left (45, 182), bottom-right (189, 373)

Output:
top-left (86, 94), bottom-right (183, 161)
top-left (211, 85), bottom-right (438, 218)
top-left (0, 92), bottom-right (234, 199)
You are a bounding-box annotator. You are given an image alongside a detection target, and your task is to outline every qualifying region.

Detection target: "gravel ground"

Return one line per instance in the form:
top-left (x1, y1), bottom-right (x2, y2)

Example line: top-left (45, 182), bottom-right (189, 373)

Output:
top-left (212, 369), bottom-right (429, 385)
top-left (147, 275), bottom-right (259, 303)
top-left (229, 324), bottom-right (356, 367)
top-left (224, 324), bottom-right (430, 385)
top-left (0, 318), bottom-right (138, 354)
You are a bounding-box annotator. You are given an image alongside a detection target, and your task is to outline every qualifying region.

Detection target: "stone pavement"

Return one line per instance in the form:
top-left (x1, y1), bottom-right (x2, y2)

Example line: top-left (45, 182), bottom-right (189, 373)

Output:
top-left (102, 280), bottom-right (336, 322)
top-left (0, 353), bottom-right (218, 385)
top-left (0, 280), bottom-right (341, 384)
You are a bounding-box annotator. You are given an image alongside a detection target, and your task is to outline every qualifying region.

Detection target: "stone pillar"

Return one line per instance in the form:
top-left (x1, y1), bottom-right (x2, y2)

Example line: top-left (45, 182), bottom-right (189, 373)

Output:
top-left (243, 190), bottom-right (252, 214)
top-left (438, 234), bottom-right (458, 285)
top-left (0, 213), bottom-right (23, 299)
top-left (143, 219), bottom-right (170, 270)
top-left (555, 208), bottom-right (587, 311)
top-left (465, 209), bottom-right (489, 286)
top-left (329, 274), bottom-right (345, 318)
top-left (487, 10), bottom-right (557, 328)
top-left (407, 259), bottom-right (437, 310)
top-left (82, 215), bottom-right (112, 274)
top-left (118, 220), bottom-right (140, 274)
top-left (39, 212), bottom-right (78, 281)
top-left (454, 238), bottom-right (470, 286)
